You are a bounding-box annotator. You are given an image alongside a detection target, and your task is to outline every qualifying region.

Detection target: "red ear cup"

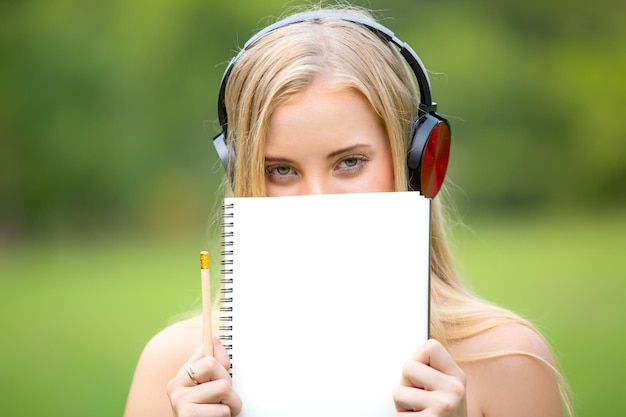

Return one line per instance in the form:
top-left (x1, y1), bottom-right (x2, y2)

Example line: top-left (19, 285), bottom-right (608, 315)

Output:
top-left (420, 120), bottom-right (450, 199)
top-left (407, 113), bottom-right (451, 198)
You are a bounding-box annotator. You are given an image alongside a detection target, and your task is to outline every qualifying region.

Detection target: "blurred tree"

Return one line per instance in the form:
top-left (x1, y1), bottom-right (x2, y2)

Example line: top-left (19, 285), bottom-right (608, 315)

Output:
top-left (1, 0), bottom-right (624, 239)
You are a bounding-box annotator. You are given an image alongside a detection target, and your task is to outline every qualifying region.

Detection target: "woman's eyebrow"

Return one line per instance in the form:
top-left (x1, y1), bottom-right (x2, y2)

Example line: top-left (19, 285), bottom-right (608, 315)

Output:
top-left (327, 144), bottom-right (372, 158)
top-left (264, 144), bottom-right (373, 163)
top-left (264, 155), bottom-right (295, 163)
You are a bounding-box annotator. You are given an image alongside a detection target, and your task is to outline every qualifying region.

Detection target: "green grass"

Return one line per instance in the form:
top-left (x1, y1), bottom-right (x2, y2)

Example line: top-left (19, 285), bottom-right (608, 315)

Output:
top-left (453, 211), bottom-right (626, 416)
top-left (0, 234), bottom-right (206, 417)
top-left (1, 212), bottom-right (624, 416)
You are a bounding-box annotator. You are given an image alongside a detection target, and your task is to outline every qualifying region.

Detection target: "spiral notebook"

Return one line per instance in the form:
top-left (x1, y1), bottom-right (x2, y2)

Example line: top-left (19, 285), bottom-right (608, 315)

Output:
top-left (218, 191), bottom-right (430, 417)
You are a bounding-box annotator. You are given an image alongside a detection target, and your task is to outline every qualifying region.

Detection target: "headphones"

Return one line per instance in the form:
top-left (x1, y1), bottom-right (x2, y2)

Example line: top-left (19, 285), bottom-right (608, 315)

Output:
top-left (213, 12), bottom-right (451, 198)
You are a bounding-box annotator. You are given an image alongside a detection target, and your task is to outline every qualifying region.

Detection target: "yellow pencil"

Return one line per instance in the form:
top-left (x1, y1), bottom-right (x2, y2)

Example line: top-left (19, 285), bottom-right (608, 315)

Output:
top-left (200, 251), bottom-right (213, 357)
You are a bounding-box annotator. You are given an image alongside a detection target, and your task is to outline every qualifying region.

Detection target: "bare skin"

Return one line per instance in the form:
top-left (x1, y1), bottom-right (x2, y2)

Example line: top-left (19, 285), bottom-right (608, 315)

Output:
top-left (124, 319), bottom-right (563, 417)
top-left (262, 81), bottom-right (395, 197)
top-left (124, 83), bottom-right (564, 417)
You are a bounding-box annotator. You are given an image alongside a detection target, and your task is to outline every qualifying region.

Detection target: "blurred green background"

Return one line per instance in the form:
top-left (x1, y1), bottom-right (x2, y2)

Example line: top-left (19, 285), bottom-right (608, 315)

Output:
top-left (1, 0), bottom-right (624, 416)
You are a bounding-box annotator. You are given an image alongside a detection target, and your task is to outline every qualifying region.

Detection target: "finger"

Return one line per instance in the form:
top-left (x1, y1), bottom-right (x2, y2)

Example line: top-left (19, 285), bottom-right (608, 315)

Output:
top-left (213, 337), bottom-right (231, 371)
top-left (402, 339), bottom-right (466, 396)
top-left (174, 344), bottom-right (206, 387)
top-left (180, 377), bottom-right (242, 414)
top-left (393, 385), bottom-right (427, 412)
top-left (174, 344), bottom-right (230, 388)
top-left (412, 339), bottom-right (465, 380)
top-left (187, 355), bottom-right (232, 386)
top-left (396, 363), bottom-right (467, 415)
top-left (184, 344), bottom-right (208, 367)
top-left (400, 359), bottom-right (442, 390)
top-left (173, 403), bottom-right (233, 417)
top-left (168, 378), bottom-right (242, 417)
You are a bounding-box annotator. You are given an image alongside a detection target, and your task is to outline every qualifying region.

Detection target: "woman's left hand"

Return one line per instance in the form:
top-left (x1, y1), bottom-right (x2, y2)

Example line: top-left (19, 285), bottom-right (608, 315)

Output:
top-left (393, 339), bottom-right (467, 416)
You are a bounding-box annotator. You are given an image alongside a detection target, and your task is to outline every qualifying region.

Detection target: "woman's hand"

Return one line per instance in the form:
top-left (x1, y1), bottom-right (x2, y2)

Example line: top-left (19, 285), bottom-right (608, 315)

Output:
top-left (166, 339), bottom-right (242, 417)
top-left (393, 339), bottom-right (467, 416)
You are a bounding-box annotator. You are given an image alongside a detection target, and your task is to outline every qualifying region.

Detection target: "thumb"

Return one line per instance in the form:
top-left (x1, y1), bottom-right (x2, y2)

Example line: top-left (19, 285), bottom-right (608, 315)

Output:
top-left (213, 337), bottom-right (231, 372)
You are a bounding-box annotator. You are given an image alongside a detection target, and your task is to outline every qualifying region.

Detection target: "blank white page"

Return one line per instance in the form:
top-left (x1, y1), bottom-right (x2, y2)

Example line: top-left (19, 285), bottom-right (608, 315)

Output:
top-left (220, 191), bottom-right (430, 417)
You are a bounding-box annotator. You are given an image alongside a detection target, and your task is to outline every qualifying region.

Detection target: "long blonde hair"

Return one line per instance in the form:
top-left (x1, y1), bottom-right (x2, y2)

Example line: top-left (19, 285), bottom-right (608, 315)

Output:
top-left (219, 6), bottom-right (573, 415)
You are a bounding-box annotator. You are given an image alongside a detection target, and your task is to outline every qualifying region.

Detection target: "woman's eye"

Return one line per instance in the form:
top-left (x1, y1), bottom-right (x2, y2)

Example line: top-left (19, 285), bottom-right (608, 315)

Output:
top-left (342, 158), bottom-right (359, 167)
top-left (266, 165), bottom-right (294, 177)
top-left (275, 166), bottom-right (291, 175)
top-left (337, 156), bottom-right (366, 170)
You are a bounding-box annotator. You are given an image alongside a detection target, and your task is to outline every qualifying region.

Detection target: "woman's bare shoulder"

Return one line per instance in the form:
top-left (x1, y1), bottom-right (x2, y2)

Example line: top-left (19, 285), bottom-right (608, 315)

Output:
top-left (123, 317), bottom-right (202, 417)
top-left (148, 316), bottom-right (203, 352)
top-left (451, 322), bottom-right (554, 361)
top-left (452, 323), bottom-right (564, 417)
top-left (140, 316), bottom-right (203, 375)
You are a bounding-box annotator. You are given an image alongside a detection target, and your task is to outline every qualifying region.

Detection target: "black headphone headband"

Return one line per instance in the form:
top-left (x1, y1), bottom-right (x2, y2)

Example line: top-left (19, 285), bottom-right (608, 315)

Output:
top-left (214, 11), bottom-right (451, 199)
top-left (216, 11), bottom-right (437, 135)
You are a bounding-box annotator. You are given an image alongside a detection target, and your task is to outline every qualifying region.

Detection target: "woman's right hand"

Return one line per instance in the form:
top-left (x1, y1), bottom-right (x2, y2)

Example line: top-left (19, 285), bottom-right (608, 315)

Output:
top-left (166, 339), bottom-right (242, 417)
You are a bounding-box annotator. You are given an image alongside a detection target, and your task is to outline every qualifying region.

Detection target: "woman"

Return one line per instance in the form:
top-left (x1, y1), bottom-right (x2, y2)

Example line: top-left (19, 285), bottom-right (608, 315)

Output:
top-left (124, 6), bottom-right (573, 417)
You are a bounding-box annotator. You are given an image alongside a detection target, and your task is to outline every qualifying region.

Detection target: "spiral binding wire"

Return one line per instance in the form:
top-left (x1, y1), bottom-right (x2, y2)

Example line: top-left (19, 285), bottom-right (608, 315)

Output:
top-left (219, 203), bottom-right (234, 371)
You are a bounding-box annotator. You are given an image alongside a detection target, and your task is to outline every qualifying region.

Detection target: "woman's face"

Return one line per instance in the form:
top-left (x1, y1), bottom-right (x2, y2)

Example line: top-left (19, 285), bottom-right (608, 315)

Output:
top-left (264, 82), bottom-right (395, 196)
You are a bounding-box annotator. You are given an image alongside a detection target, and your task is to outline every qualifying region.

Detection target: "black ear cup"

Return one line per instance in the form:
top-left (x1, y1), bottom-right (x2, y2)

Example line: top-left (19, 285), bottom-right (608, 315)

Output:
top-left (407, 113), bottom-right (451, 199)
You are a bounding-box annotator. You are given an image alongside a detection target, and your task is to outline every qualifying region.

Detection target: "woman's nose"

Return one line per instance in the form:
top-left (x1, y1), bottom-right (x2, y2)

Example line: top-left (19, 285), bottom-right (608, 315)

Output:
top-left (299, 175), bottom-right (331, 196)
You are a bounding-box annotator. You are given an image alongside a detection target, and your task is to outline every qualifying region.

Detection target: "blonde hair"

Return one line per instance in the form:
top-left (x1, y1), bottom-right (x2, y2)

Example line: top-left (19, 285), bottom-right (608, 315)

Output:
top-left (224, 8), bottom-right (412, 197)
top-left (220, 6), bottom-right (573, 415)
